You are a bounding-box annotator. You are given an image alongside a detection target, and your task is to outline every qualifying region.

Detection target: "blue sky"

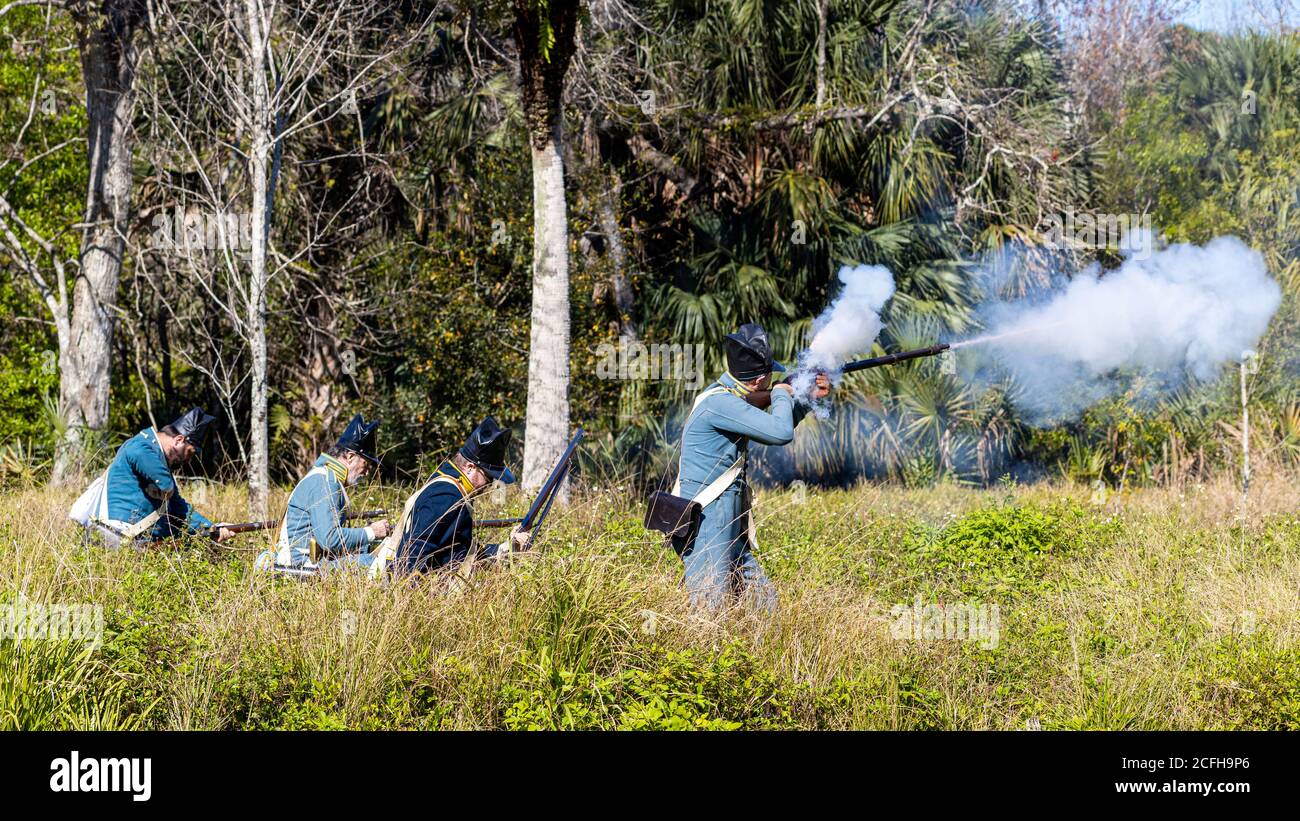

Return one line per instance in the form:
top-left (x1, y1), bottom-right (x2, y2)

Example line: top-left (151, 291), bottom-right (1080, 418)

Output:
top-left (1176, 0), bottom-right (1297, 32)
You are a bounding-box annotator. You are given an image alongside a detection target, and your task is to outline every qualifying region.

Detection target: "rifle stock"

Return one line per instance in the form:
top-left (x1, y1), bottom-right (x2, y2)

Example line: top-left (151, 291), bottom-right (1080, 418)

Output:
top-left (479, 517), bottom-right (523, 528)
top-left (741, 376), bottom-right (793, 411)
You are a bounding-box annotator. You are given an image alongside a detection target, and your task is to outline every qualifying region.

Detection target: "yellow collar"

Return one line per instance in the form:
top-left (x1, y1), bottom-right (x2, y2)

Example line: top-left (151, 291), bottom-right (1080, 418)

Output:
top-left (720, 372), bottom-right (752, 399)
top-left (434, 462), bottom-right (475, 497)
top-left (320, 453), bottom-right (349, 485)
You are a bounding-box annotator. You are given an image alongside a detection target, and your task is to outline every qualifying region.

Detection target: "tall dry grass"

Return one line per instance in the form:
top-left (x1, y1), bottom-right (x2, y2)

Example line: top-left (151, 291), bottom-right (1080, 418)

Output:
top-left (1, 472), bottom-right (1298, 729)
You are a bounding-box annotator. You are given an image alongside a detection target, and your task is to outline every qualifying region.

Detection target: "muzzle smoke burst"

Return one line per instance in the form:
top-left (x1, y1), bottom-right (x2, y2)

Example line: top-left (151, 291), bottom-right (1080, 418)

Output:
top-left (789, 264), bottom-right (895, 417)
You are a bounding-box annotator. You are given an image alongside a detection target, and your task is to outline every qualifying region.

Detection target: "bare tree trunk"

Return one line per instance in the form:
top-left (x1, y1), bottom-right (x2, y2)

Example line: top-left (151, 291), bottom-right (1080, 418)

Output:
top-left (292, 291), bottom-right (345, 468)
top-left (301, 331), bottom-right (343, 462)
top-left (522, 115), bottom-right (572, 491)
top-left (579, 118), bottom-right (637, 341)
top-left (247, 149), bottom-right (270, 517)
top-left (244, 0), bottom-right (272, 517)
top-left (595, 185), bottom-right (637, 342)
top-left (51, 1), bottom-right (143, 482)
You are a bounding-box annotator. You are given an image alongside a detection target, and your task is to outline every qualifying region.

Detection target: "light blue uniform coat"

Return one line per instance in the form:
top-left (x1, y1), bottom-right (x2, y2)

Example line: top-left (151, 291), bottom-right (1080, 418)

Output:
top-left (672, 373), bottom-right (810, 610)
top-left (272, 453), bottom-right (374, 567)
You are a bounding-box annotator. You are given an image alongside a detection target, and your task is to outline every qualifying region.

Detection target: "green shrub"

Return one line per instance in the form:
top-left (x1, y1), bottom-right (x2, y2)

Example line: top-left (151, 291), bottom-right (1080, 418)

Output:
top-left (905, 503), bottom-right (1070, 594)
top-left (503, 643), bottom-right (821, 730)
top-left (1199, 637), bottom-right (1300, 730)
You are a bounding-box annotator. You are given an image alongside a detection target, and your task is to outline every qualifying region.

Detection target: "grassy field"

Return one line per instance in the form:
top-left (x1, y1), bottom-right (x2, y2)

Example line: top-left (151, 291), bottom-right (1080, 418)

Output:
top-left (2, 474), bottom-right (1298, 730)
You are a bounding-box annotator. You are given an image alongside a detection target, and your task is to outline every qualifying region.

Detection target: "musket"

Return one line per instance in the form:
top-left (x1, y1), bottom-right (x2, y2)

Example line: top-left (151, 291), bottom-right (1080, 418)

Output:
top-left (477, 430), bottom-right (583, 537)
top-left (454, 436), bottom-right (584, 531)
top-left (209, 508), bottom-right (388, 537)
top-left (512, 427), bottom-right (583, 544)
top-left (841, 343), bottom-right (950, 372)
top-left (743, 343), bottom-right (952, 409)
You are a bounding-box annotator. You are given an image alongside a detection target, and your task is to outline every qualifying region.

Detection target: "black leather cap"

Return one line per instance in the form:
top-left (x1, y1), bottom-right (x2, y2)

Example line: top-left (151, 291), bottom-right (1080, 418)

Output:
top-left (335, 413), bottom-right (381, 464)
top-left (459, 416), bottom-right (515, 484)
top-left (169, 407), bottom-right (216, 455)
top-left (723, 323), bottom-right (787, 381)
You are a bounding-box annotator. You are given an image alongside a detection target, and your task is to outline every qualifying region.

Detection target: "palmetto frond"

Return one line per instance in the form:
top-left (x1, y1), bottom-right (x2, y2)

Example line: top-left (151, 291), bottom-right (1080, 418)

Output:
top-left (1170, 32), bottom-right (1300, 182)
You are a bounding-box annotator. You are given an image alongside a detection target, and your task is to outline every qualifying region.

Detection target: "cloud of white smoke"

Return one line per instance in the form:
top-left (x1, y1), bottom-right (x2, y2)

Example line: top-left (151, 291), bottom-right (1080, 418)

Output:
top-left (789, 264), bottom-right (896, 414)
top-left (964, 236), bottom-right (1281, 423)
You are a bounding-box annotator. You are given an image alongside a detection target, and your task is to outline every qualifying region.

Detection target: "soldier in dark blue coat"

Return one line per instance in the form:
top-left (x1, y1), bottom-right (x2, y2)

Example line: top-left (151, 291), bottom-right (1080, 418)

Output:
top-left (388, 417), bottom-right (531, 577)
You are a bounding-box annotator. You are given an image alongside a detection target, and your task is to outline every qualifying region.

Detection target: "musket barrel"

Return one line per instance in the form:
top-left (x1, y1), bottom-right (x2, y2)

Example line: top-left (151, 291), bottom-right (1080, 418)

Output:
top-left (841, 343), bottom-right (950, 373)
top-left (221, 519), bottom-right (279, 534)
top-left (479, 517), bottom-right (524, 528)
top-left (520, 428), bottom-right (584, 530)
top-left (212, 508), bottom-right (389, 537)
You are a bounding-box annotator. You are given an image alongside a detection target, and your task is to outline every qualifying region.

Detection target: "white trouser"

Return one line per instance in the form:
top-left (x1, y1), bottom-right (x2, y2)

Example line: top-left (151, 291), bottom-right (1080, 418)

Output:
top-left (87, 519), bottom-right (149, 550)
top-left (254, 548), bottom-right (376, 574)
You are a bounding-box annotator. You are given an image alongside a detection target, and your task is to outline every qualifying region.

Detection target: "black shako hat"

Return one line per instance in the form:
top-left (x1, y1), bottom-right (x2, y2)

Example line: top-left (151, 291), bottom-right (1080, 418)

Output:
top-left (169, 407), bottom-right (216, 455)
top-left (335, 413), bottom-right (381, 464)
top-left (459, 416), bottom-right (515, 485)
top-left (724, 323), bottom-right (787, 382)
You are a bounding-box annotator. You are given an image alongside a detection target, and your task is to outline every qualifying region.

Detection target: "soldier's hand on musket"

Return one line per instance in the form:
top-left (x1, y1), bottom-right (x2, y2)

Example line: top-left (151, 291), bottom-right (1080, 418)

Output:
top-left (508, 526), bottom-right (532, 553)
top-left (773, 382), bottom-right (795, 396)
top-left (213, 527), bottom-right (235, 543)
top-left (370, 519), bottom-right (392, 539)
top-left (812, 372), bottom-right (831, 399)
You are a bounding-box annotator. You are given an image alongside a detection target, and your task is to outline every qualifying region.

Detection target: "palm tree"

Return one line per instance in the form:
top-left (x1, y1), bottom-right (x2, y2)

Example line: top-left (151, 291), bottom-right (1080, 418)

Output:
top-left (358, 0), bottom-right (1091, 487)
top-left (1169, 31), bottom-right (1300, 183)
top-left (512, 0), bottom-right (582, 491)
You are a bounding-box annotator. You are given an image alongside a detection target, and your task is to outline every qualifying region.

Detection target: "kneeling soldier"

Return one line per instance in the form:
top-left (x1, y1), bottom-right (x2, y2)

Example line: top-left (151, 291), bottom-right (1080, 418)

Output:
top-left (672, 323), bottom-right (830, 612)
top-left (386, 417), bottom-right (531, 578)
top-left (256, 413), bottom-right (391, 572)
top-left (91, 407), bottom-right (230, 547)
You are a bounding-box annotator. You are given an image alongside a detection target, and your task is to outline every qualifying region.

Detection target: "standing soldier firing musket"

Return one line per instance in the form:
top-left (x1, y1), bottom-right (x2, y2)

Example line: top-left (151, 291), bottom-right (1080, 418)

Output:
top-left (647, 324), bottom-right (830, 612)
top-left (70, 407), bottom-right (232, 548)
top-left (254, 413), bottom-right (391, 573)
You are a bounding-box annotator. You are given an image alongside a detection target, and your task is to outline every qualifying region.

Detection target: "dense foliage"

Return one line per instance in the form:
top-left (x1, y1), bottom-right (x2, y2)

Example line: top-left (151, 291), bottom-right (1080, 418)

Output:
top-left (0, 3), bottom-right (1297, 493)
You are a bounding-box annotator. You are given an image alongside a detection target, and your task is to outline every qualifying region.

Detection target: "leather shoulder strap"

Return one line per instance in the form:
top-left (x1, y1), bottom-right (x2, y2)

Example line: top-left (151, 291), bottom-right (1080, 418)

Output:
top-left (277, 465), bottom-right (332, 550)
top-left (686, 455), bottom-right (745, 509)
